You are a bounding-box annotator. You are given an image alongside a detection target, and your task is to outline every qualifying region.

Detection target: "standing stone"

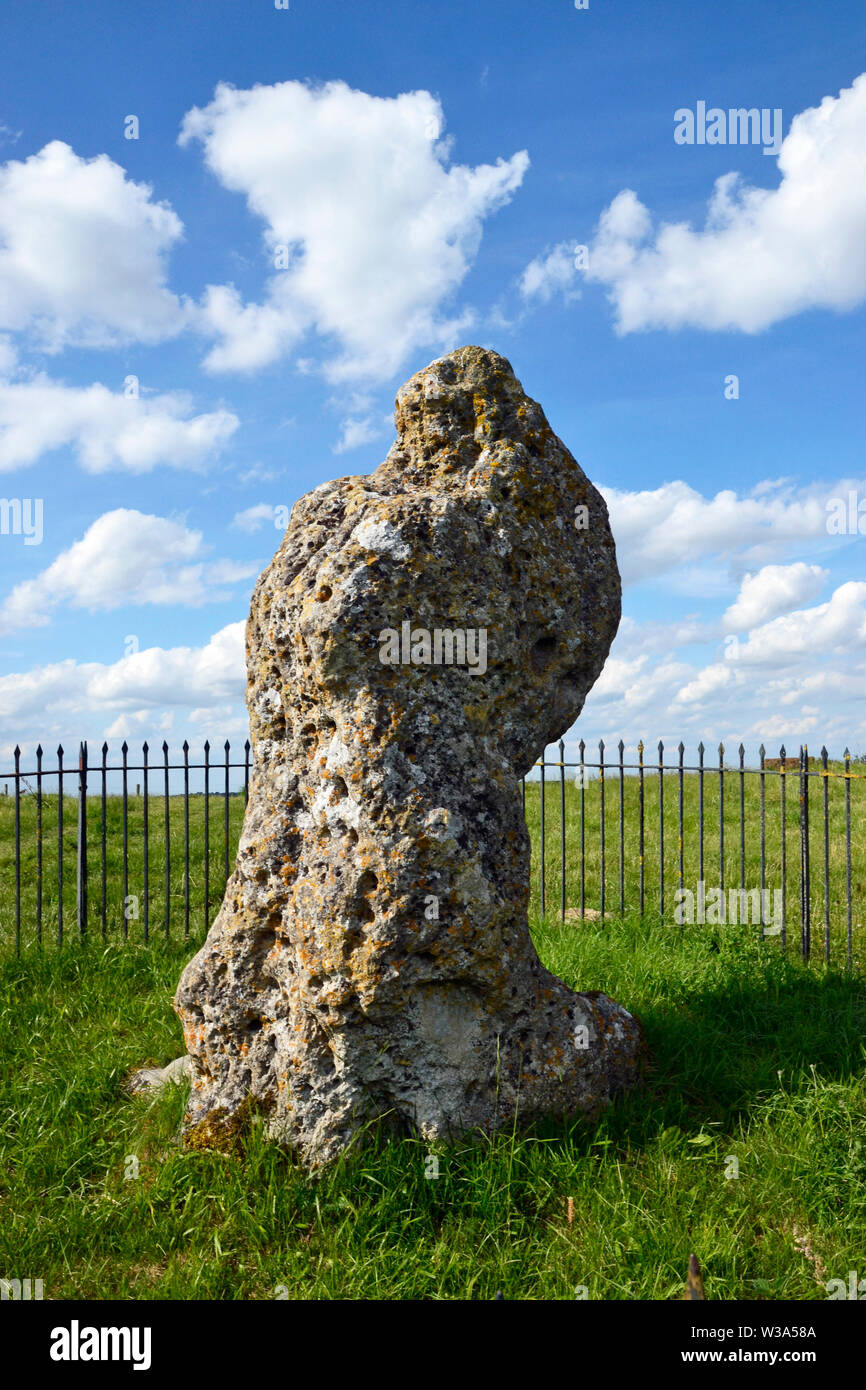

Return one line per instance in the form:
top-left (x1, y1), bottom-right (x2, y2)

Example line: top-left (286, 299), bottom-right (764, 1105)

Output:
top-left (174, 346), bottom-right (645, 1165)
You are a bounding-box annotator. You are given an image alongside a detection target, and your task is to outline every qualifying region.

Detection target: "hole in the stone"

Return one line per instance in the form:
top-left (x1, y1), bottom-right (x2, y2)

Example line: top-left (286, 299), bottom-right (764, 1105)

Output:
top-left (358, 870), bottom-right (378, 894)
top-left (329, 775), bottom-right (348, 800)
top-left (245, 1017), bottom-right (264, 1034)
top-left (343, 927), bottom-right (363, 955)
top-left (357, 900), bottom-right (375, 924)
top-left (344, 829), bottom-right (358, 846)
top-left (530, 634), bottom-right (558, 673)
top-left (316, 585), bottom-right (332, 602)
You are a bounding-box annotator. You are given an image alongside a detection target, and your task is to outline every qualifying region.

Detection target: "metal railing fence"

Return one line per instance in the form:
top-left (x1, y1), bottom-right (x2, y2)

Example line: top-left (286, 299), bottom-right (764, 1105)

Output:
top-left (1, 737), bottom-right (862, 967)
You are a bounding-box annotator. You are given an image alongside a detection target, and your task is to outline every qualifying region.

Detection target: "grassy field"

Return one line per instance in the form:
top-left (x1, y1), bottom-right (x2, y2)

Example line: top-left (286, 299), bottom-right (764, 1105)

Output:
top-left (1, 765), bottom-right (864, 1300)
top-left (1, 914), bottom-right (864, 1300)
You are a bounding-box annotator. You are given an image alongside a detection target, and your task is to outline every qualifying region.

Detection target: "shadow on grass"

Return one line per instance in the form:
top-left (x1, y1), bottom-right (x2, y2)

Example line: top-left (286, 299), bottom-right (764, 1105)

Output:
top-left (519, 915), bottom-right (866, 1166)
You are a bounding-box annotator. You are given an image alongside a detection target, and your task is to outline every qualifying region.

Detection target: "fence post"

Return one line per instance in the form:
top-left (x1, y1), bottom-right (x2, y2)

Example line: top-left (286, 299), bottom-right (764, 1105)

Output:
top-left (183, 740), bottom-right (191, 941)
top-left (121, 741), bottom-right (129, 942)
top-left (599, 739), bottom-right (605, 920)
top-left (36, 744), bottom-right (43, 947)
top-left (844, 748), bottom-right (852, 968)
top-left (739, 743), bottom-right (746, 892)
top-left (658, 740), bottom-right (664, 920)
top-left (578, 739), bottom-right (585, 919)
top-left (57, 744), bottom-right (64, 947)
top-left (677, 742), bottom-right (684, 899)
top-left (638, 740), bottom-right (645, 916)
top-left (759, 744), bottom-right (766, 939)
top-left (204, 740), bottom-right (210, 934)
top-left (559, 738), bottom-right (566, 923)
top-left (780, 744), bottom-right (787, 950)
top-left (619, 739), bottom-right (626, 916)
top-left (542, 745), bottom-right (547, 917)
top-left (100, 743), bottom-right (108, 940)
top-left (698, 742), bottom-right (705, 893)
top-left (821, 746), bottom-right (830, 965)
top-left (143, 742), bottom-right (150, 945)
top-left (163, 741), bottom-right (171, 939)
top-left (13, 746), bottom-right (21, 956)
top-left (225, 739), bottom-right (232, 878)
top-left (800, 744), bottom-right (810, 962)
top-left (718, 743), bottom-right (725, 901)
top-left (77, 741), bottom-right (88, 939)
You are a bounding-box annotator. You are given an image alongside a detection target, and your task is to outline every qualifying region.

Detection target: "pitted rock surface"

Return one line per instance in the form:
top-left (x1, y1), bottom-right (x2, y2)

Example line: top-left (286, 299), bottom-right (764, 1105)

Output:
top-left (174, 346), bottom-right (645, 1164)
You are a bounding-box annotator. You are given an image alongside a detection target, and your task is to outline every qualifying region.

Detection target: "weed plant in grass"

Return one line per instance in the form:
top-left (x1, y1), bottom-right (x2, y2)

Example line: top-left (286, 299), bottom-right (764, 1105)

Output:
top-left (1, 913), bottom-right (864, 1300)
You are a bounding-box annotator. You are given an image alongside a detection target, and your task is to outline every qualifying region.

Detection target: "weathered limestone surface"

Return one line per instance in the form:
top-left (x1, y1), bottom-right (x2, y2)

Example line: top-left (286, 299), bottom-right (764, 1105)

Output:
top-left (127, 1056), bottom-right (193, 1095)
top-left (174, 346), bottom-right (645, 1164)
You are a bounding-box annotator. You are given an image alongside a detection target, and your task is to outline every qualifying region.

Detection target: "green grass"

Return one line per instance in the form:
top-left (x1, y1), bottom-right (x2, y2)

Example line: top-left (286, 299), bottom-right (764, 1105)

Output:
top-left (1, 913), bottom-right (865, 1299)
top-left (1, 763), bottom-right (864, 1298)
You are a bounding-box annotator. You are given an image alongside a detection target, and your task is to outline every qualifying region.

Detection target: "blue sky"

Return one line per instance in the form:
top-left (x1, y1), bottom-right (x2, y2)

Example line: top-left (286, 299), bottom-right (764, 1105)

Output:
top-left (1, 0), bottom-right (864, 768)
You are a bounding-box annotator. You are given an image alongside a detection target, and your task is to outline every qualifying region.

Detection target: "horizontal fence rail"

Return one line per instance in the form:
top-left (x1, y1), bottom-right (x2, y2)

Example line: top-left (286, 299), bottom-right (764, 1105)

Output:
top-left (1, 738), bottom-right (863, 968)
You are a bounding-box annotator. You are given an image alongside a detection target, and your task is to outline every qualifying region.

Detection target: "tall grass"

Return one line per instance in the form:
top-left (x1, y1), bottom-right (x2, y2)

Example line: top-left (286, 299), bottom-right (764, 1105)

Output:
top-left (1, 915), bottom-right (863, 1299)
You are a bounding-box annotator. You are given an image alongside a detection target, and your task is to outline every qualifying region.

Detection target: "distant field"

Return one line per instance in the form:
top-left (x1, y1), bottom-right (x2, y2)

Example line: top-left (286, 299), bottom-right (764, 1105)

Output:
top-left (1, 761), bottom-right (863, 966)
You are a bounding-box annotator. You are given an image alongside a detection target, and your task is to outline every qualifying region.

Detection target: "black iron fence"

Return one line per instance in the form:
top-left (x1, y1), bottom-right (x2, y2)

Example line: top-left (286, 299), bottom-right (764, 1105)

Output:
top-left (522, 739), bottom-right (862, 969)
top-left (1, 737), bottom-right (863, 968)
top-left (1, 740), bottom-right (250, 953)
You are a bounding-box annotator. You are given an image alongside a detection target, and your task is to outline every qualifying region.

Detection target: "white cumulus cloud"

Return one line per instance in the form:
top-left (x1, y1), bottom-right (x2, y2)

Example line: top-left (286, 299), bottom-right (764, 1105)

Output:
top-left (519, 242), bottom-right (583, 304)
top-left (179, 79), bottom-right (529, 381)
top-left (232, 502), bottom-right (278, 533)
top-left (0, 510), bottom-right (257, 632)
top-left (525, 74), bottom-right (866, 334)
top-left (601, 478), bottom-right (843, 589)
top-left (0, 140), bottom-right (187, 351)
top-left (0, 375), bottom-right (238, 472)
top-left (723, 562), bottom-right (827, 630)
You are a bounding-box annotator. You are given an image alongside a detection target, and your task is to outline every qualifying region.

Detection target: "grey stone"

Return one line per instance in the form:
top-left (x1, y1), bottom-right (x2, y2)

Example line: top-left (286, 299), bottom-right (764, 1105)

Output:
top-left (173, 345), bottom-right (647, 1165)
top-left (127, 1055), bottom-right (192, 1095)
